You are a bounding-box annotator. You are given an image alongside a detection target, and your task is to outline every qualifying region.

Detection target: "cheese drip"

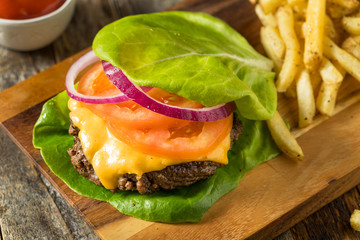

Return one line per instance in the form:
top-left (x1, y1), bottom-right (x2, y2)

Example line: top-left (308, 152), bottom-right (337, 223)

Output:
top-left (68, 99), bottom-right (230, 189)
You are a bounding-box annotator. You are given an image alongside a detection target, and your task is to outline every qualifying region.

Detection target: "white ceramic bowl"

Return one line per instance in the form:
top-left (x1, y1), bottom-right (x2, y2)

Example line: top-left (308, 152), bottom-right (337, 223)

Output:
top-left (0, 0), bottom-right (76, 51)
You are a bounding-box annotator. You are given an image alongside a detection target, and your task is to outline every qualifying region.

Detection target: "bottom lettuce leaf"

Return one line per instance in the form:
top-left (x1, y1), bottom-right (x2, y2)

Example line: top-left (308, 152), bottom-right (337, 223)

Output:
top-left (33, 91), bottom-right (280, 223)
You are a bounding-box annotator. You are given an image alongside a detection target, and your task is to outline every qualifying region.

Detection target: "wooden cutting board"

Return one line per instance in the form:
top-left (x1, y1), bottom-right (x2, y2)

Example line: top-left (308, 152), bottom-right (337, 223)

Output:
top-left (2, 0), bottom-right (360, 239)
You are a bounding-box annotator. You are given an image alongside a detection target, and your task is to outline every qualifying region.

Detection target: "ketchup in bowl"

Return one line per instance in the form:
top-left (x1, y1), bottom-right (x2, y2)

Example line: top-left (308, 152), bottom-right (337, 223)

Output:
top-left (0, 0), bottom-right (66, 20)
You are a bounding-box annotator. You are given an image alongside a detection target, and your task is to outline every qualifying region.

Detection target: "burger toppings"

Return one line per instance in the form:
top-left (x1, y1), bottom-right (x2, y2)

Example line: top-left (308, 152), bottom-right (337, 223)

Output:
top-left (102, 60), bottom-right (236, 122)
top-left (65, 50), bottom-right (133, 104)
top-left (66, 50), bottom-right (236, 122)
top-left (72, 62), bottom-right (233, 159)
top-left (67, 61), bottom-right (234, 191)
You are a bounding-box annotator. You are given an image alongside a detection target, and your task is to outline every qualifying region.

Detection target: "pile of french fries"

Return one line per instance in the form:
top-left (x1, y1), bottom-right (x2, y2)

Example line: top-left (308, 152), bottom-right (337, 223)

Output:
top-left (250, 0), bottom-right (360, 160)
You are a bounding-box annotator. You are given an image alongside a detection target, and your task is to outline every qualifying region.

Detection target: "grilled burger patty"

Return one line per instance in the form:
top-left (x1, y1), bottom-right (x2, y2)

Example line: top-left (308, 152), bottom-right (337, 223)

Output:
top-left (67, 116), bottom-right (242, 194)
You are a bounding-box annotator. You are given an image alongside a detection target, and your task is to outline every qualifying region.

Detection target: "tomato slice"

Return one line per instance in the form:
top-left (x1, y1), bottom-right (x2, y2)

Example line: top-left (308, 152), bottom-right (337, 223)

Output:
top-left (107, 117), bottom-right (232, 159)
top-left (77, 62), bottom-right (233, 159)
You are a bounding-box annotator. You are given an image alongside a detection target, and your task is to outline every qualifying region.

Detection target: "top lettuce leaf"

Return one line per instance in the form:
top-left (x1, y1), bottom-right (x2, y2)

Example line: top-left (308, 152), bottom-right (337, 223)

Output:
top-left (33, 91), bottom-right (280, 223)
top-left (93, 11), bottom-right (277, 120)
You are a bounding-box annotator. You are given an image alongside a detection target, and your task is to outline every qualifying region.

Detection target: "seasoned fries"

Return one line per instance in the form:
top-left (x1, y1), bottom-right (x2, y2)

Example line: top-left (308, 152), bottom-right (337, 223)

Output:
top-left (276, 6), bottom-right (301, 92)
top-left (324, 15), bottom-right (338, 42)
top-left (252, 0), bottom-right (360, 159)
top-left (342, 16), bottom-right (360, 35)
top-left (292, 1), bottom-right (307, 20)
top-left (351, 209), bottom-right (360, 232)
top-left (303, 0), bottom-right (326, 71)
top-left (259, 0), bottom-right (284, 14)
top-left (255, 4), bottom-right (277, 27)
top-left (327, 2), bottom-right (359, 18)
top-left (287, 0), bottom-right (306, 7)
top-left (323, 36), bottom-right (360, 82)
top-left (296, 68), bottom-right (316, 127)
top-left (319, 58), bottom-right (344, 85)
top-left (254, 0), bottom-right (360, 121)
top-left (342, 36), bottom-right (360, 60)
top-left (260, 26), bottom-right (285, 73)
top-left (328, 0), bottom-right (359, 9)
top-left (295, 21), bottom-right (305, 39)
top-left (266, 111), bottom-right (304, 160)
top-left (317, 58), bottom-right (344, 115)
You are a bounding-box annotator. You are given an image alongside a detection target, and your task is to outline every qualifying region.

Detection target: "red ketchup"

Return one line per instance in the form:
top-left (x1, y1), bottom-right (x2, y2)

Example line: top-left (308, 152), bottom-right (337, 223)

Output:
top-left (0, 0), bottom-right (66, 20)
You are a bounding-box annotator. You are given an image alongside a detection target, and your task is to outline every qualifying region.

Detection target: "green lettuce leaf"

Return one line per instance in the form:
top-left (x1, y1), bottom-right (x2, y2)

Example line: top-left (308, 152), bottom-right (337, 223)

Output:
top-left (33, 91), bottom-right (280, 223)
top-left (93, 11), bottom-right (277, 120)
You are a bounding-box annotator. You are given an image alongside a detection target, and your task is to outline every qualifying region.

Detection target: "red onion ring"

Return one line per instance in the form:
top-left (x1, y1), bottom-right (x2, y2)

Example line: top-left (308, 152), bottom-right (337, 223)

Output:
top-left (65, 50), bottom-right (133, 104)
top-left (102, 61), bottom-right (236, 122)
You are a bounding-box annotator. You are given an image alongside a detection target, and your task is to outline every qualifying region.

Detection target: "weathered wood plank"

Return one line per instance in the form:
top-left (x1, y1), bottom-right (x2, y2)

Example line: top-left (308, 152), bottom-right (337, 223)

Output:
top-left (0, 48), bottom-right (38, 90)
top-left (0, 49), bottom-right (89, 123)
top-left (38, 171), bottom-right (100, 239)
top-left (274, 231), bottom-right (295, 240)
top-left (0, 127), bottom-right (72, 239)
top-left (291, 187), bottom-right (360, 240)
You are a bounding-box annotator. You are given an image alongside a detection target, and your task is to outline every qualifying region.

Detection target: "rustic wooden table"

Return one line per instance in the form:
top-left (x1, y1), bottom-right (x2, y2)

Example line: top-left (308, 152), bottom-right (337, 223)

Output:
top-left (1, 0), bottom-right (360, 239)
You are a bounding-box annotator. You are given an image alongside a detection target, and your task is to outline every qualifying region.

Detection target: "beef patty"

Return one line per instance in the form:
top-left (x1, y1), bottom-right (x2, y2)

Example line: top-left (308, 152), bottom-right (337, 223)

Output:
top-left (67, 115), bottom-right (242, 194)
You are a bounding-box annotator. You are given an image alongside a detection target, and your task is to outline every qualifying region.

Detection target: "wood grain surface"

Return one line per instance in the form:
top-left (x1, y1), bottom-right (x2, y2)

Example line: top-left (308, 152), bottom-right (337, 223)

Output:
top-left (1, 0), bottom-right (360, 239)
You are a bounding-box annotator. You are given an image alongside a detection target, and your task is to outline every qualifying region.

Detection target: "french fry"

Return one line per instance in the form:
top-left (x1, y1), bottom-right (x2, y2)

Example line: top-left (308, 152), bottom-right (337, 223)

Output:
top-left (255, 4), bottom-right (277, 27)
top-left (319, 58), bottom-right (345, 83)
top-left (276, 6), bottom-right (302, 92)
top-left (295, 21), bottom-right (305, 39)
top-left (291, 0), bottom-right (307, 21)
top-left (285, 40), bottom-right (306, 98)
top-left (342, 16), bottom-right (360, 35)
top-left (327, 2), bottom-right (359, 18)
top-left (252, 0), bottom-right (360, 158)
top-left (316, 83), bottom-right (341, 116)
top-left (303, 0), bottom-right (326, 72)
top-left (296, 68), bottom-right (316, 127)
top-left (342, 36), bottom-right (360, 60)
top-left (260, 26), bottom-right (285, 73)
top-left (351, 209), bottom-right (360, 232)
top-left (327, 0), bottom-right (359, 9)
top-left (266, 111), bottom-right (304, 160)
top-left (287, 0), bottom-right (305, 7)
top-left (325, 15), bottom-right (338, 42)
top-left (316, 57), bottom-right (344, 116)
top-left (259, 0), bottom-right (285, 14)
top-left (323, 36), bottom-right (360, 82)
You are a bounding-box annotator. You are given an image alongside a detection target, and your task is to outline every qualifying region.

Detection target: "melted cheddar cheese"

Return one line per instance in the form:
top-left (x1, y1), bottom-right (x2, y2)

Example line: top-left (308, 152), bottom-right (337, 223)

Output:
top-left (68, 99), bottom-right (230, 189)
